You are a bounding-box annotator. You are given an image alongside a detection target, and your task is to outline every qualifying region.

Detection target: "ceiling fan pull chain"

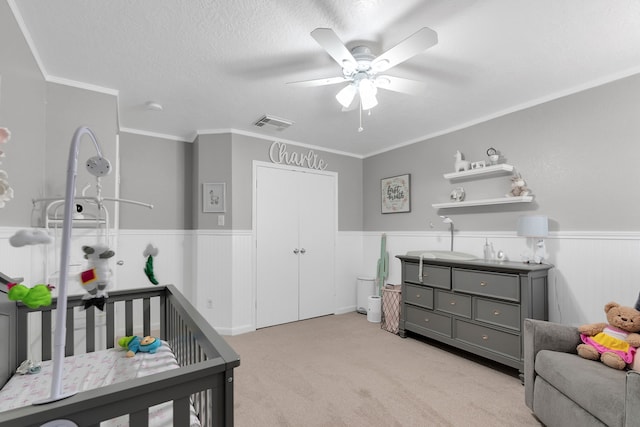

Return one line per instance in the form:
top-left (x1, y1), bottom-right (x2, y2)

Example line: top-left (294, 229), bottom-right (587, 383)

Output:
top-left (358, 100), bottom-right (364, 132)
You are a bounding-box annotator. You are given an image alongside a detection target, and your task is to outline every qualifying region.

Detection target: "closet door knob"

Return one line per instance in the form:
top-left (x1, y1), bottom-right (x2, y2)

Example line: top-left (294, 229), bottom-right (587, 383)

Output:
top-left (300, 248), bottom-right (306, 254)
top-left (293, 248), bottom-right (300, 254)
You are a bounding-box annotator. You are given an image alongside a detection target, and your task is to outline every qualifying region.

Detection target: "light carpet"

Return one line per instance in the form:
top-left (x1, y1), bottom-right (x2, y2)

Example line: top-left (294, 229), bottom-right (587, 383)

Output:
top-left (225, 312), bottom-right (542, 427)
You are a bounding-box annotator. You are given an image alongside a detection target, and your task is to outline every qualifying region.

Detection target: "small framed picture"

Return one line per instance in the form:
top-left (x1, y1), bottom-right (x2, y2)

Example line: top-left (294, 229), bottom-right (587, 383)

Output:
top-left (203, 182), bottom-right (226, 213)
top-left (381, 174), bottom-right (410, 214)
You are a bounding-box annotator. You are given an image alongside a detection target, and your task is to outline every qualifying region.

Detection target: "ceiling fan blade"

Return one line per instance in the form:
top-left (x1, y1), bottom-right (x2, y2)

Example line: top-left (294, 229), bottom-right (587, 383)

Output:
top-left (287, 76), bottom-right (348, 87)
top-left (371, 27), bottom-right (438, 72)
top-left (311, 28), bottom-right (357, 69)
top-left (375, 75), bottom-right (426, 95)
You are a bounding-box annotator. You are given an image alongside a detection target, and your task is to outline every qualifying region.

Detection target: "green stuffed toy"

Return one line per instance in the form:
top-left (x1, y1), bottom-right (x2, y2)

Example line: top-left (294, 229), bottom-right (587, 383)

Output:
top-left (7, 283), bottom-right (53, 309)
top-left (118, 335), bottom-right (162, 357)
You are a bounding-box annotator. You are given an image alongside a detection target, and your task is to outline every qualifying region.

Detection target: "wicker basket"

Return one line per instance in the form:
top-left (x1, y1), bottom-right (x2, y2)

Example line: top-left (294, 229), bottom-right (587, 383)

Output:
top-left (381, 284), bottom-right (401, 334)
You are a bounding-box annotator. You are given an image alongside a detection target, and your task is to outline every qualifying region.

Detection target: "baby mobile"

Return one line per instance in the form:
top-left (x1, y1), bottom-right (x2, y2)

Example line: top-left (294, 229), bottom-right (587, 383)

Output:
top-left (143, 243), bottom-right (160, 285)
top-left (0, 127), bottom-right (14, 207)
top-left (3, 229), bottom-right (55, 309)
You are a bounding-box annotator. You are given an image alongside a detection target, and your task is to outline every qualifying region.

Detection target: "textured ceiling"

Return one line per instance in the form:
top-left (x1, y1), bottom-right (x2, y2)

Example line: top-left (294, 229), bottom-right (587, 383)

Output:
top-left (10, 0), bottom-right (640, 157)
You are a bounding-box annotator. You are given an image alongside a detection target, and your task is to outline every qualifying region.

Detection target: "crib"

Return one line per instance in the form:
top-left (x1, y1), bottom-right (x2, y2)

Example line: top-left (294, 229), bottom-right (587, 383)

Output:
top-left (0, 284), bottom-right (240, 427)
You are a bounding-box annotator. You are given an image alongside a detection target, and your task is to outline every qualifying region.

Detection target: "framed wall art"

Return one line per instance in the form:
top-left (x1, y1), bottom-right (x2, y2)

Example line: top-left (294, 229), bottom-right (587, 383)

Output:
top-left (202, 182), bottom-right (226, 213)
top-left (381, 174), bottom-right (410, 214)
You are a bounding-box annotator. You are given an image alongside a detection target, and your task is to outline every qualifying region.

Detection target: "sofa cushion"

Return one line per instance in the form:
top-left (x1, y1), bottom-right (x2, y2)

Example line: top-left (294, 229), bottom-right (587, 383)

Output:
top-left (536, 350), bottom-right (628, 427)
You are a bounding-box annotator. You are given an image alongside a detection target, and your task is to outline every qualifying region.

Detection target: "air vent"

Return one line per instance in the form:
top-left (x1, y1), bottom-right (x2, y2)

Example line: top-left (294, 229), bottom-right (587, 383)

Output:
top-left (253, 115), bottom-right (294, 131)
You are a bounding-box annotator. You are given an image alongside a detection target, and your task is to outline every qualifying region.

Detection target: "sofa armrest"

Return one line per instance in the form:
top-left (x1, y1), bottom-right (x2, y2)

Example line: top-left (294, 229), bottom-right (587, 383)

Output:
top-left (626, 370), bottom-right (640, 425)
top-left (523, 318), bottom-right (581, 410)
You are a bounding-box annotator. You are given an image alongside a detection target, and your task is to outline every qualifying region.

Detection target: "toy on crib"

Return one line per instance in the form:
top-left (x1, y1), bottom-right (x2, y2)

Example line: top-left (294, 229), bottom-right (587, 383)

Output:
top-left (80, 244), bottom-right (115, 311)
top-left (577, 301), bottom-right (640, 370)
top-left (118, 335), bottom-right (162, 357)
top-left (454, 150), bottom-right (471, 172)
top-left (7, 283), bottom-right (54, 309)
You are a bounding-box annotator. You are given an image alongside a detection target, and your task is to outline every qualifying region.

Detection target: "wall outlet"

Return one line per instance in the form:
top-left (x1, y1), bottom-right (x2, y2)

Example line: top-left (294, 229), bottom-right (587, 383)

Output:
top-left (217, 215), bottom-right (225, 226)
top-left (207, 299), bottom-right (213, 309)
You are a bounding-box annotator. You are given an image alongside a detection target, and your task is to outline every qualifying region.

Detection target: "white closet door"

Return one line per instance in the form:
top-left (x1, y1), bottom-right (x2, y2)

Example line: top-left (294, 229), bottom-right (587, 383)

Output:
top-left (298, 171), bottom-right (335, 320)
top-left (256, 166), bottom-right (300, 328)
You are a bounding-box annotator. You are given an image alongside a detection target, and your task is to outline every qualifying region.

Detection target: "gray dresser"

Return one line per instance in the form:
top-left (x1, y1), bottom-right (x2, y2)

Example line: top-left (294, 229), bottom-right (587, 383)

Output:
top-left (397, 255), bottom-right (552, 375)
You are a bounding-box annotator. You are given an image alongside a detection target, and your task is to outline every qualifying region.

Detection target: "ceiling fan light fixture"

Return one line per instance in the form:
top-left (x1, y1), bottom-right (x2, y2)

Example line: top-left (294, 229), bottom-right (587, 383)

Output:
top-left (358, 78), bottom-right (378, 110)
top-left (336, 84), bottom-right (357, 108)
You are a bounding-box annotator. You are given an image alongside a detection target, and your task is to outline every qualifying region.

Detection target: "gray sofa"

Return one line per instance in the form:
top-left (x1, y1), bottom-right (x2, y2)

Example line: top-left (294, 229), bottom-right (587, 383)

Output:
top-left (524, 318), bottom-right (640, 426)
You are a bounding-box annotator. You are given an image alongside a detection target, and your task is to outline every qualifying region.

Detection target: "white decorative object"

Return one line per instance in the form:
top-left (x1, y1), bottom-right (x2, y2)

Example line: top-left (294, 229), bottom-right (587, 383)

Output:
top-left (0, 170), bottom-right (13, 208)
top-left (508, 173), bottom-right (530, 197)
top-left (449, 187), bottom-right (465, 202)
top-left (454, 150), bottom-right (471, 172)
top-left (0, 127), bottom-right (13, 208)
top-left (381, 174), bottom-right (410, 213)
top-left (202, 182), bottom-right (226, 213)
top-left (443, 163), bottom-right (514, 180)
top-left (517, 215), bottom-right (549, 264)
top-left (269, 141), bottom-right (328, 170)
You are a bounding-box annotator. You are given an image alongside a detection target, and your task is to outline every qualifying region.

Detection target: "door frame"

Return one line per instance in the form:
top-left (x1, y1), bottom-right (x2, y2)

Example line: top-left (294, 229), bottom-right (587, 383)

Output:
top-left (252, 160), bottom-right (338, 330)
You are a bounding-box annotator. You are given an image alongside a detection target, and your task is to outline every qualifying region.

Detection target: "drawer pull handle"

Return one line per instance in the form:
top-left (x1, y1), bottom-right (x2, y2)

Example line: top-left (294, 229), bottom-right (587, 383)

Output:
top-left (450, 300), bottom-right (456, 306)
top-left (480, 281), bottom-right (487, 287)
top-left (493, 310), bottom-right (501, 316)
top-left (416, 294), bottom-right (421, 298)
top-left (482, 335), bottom-right (489, 340)
top-left (424, 318), bottom-right (430, 322)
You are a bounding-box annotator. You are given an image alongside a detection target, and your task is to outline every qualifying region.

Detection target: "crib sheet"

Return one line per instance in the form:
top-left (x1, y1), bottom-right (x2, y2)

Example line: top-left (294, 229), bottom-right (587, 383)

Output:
top-left (0, 341), bottom-right (200, 426)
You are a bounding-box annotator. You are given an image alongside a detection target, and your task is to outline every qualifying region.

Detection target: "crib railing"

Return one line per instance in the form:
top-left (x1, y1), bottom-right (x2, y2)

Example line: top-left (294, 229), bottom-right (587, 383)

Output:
top-left (3, 285), bottom-right (240, 427)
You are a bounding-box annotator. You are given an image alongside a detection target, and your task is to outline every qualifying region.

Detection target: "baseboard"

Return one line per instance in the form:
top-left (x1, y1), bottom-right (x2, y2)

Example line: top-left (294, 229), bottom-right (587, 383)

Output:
top-left (217, 323), bottom-right (255, 336)
top-left (335, 305), bottom-right (356, 315)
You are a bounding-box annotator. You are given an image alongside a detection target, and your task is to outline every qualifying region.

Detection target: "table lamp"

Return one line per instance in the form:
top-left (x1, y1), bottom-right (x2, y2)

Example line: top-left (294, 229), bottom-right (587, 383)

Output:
top-left (517, 215), bottom-right (548, 263)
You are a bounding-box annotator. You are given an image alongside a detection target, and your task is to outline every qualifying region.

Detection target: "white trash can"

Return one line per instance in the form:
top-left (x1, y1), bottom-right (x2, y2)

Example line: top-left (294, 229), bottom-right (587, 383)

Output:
top-left (367, 295), bottom-right (382, 323)
top-left (356, 276), bottom-right (376, 314)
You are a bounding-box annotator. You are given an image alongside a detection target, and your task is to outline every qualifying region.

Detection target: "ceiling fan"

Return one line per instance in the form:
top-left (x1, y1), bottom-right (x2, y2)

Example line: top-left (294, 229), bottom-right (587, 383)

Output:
top-left (288, 27), bottom-right (438, 111)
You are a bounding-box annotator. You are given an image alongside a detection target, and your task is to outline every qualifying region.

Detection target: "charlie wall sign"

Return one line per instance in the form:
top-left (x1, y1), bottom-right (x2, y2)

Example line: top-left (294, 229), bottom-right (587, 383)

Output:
top-left (269, 141), bottom-right (328, 170)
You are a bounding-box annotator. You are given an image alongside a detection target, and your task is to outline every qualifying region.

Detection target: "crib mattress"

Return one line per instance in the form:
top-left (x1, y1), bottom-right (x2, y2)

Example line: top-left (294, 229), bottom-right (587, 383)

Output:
top-left (0, 341), bottom-right (200, 426)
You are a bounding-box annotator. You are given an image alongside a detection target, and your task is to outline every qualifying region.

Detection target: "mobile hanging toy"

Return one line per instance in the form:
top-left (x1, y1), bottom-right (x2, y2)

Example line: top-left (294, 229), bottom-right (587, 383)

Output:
top-left (80, 244), bottom-right (115, 310)
top-left (143, 243), bottom-right (159, 285)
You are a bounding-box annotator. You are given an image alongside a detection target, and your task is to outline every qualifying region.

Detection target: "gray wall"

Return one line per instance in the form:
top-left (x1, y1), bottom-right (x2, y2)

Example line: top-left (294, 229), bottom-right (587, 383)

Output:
top-left (364, 72), bottom-right (640, 232)
top-left (44, 83), bottom-right (118, 209)
top-left (119, 132), bottom-right (193, 229)
top-left (188, 132), bottom-right (363, 231)
top-left (0, 1), bottom-right (46, 226)
top-left (193, 133), bottom-right (233, 229)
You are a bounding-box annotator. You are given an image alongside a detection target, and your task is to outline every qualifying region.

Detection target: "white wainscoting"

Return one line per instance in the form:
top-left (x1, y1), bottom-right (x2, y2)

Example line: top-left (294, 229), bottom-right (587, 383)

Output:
top-left (4, 227), bottom-right (640, 336)
top-left (362, 230), bottom-right (640, 327)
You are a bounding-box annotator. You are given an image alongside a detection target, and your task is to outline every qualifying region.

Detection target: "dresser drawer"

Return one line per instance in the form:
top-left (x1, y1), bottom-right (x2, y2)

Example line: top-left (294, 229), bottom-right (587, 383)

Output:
top-left (404, 284), bottom-right (433, 309)
top-left (404, 262), bottom-right (451, 289)
top-left (405, 305), bottom-right (451, 338)
top-left (474, 298), bottom-right (521, 331)
top-left (453, 269), bottom-right (519, 302)
top-left (434, 290), bottom-right (471, 318)
top-left (454, 319), bottom-right (520, 359)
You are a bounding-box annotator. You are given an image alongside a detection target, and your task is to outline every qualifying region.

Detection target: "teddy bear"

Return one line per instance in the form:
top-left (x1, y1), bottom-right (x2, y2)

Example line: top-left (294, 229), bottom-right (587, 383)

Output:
top-left (118, 335), bottom-right (162, 357)
top-left (507, 174), bottom-right (530, 197)
top-left (576, 301), bottom-right (640, 370)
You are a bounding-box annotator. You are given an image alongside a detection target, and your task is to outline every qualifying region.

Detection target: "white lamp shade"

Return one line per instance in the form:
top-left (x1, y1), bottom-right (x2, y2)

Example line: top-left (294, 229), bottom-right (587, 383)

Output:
top-left (517, 215), bottom-right (549, 237)
top-left (358, 79), bottom-right (378, 110)
top-left (335, 84), bottom-right (357, 108)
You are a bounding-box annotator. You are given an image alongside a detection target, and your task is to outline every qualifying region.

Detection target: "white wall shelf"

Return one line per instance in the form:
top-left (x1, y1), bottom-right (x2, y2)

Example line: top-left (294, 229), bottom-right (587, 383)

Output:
top-left (432, 195), bottom-right (533, 209)
top-left (443, 163), bottom-right (514, 180)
